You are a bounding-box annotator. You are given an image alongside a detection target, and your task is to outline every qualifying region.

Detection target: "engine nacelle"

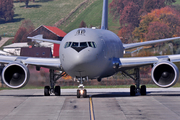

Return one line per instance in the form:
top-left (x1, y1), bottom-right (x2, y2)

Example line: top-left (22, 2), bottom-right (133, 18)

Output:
top-left (2, 62), bottom-right (30, 89)
top-left (151, 61), bottom-right (179, 88)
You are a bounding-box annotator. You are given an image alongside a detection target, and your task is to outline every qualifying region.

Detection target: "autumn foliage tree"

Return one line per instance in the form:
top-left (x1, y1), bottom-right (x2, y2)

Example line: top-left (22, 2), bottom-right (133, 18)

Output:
top-left (109, 0), bottom-right (176, 43)
top-left (0, 0), bottom-right (14, 22)
top-left (133, 7), bottom-right (180, 42)
top-left (145, 22), bottom-right (172, 40)
top-left (79, 20), bottom-right (87, 28)
top-left (118, 24), bottom-right (134, 43)
top-left (142, 0), bottom-right (165, 14)
top-left (13, 20), bottom-right (35, 43)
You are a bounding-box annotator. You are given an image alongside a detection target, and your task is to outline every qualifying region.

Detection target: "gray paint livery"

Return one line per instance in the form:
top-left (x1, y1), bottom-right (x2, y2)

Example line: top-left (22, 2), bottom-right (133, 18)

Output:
top-left (1, 0), bottom-right (180, 97)
top-left (60, 28), bottom-right (123, 79)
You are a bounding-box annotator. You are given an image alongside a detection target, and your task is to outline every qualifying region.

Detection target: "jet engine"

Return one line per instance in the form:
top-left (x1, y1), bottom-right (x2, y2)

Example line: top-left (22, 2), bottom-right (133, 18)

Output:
top-left (151, 61), bottom-right (179, 88)
top-left (2, 62), bottom-right (30, 89)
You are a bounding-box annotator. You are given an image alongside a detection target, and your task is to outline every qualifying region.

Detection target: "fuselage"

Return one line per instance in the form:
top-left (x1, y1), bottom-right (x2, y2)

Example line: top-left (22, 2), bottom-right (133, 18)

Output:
top-left (60, 28), bottom-right (123, 79)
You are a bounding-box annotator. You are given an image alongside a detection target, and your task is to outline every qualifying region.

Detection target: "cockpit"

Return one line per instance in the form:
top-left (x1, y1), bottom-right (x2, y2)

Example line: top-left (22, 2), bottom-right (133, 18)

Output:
top-left (64, 42), bottom-right (96, 48)
top-left (64, 42), bottom-right (96, 52)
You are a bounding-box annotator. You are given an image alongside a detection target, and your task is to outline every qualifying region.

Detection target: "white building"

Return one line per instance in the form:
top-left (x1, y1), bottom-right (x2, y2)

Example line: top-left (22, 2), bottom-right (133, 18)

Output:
top-left (3, 42), bottom-right (54, 56)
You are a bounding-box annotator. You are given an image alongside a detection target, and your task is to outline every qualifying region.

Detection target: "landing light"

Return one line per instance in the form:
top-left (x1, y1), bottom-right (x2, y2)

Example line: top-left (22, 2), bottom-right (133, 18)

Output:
top-left (80, 90), bottom-right (84, 95)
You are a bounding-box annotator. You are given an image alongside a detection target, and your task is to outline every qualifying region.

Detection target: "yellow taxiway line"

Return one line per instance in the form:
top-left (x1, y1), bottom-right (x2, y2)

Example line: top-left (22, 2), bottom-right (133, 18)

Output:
top-left (89, 96), bottom-right (95, 120)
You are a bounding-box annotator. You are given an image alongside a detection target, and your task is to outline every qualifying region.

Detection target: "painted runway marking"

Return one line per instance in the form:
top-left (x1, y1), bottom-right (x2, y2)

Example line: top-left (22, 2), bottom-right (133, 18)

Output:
top-left (89, 96), bottom-right (95, 120)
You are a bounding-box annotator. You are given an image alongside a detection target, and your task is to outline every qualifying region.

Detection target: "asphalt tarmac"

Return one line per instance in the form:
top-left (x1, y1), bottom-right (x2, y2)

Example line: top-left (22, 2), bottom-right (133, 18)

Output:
top-left (0, 88), bottom-right (180, 120)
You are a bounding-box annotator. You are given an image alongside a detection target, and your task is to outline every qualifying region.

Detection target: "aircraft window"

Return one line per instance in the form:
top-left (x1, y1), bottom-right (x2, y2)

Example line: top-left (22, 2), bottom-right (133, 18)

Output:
top-left (80, 42), bottom-right (88, 47)
top-left (88, 42), bottom-right (96, 48)
top-left (72, 42), bottom-right (79, 47)
top-left (64, 42), bottom-right (72, 48)
top-left (92, 42), bottom-right (96, 48)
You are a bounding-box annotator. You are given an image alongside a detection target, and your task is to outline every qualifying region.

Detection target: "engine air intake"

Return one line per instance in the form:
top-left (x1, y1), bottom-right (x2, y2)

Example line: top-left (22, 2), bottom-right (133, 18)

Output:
top-left (152, 61), bottom-right (179, 88)
top-left (2, 63), bottom-right (30, 89)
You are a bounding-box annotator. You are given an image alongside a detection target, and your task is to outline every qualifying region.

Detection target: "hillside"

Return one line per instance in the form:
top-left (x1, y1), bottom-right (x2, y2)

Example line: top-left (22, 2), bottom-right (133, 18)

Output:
top-left (60, 0), bottom-right (180, 34)
top-left (1, 0), bottom-right (180, 37)
top-left (175, 0), bottom-right (180, 4)
top-left (0, 0), bottom-right (85, 36)
top-left (0, 0), bottom-right (120, 37)
top-left (60, 0), bottom-right (120, 34)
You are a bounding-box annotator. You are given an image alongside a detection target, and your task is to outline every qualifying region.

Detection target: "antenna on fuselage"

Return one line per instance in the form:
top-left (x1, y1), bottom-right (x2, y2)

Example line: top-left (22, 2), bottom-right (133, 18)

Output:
top-left (101, 0), bottom-right (108, 30)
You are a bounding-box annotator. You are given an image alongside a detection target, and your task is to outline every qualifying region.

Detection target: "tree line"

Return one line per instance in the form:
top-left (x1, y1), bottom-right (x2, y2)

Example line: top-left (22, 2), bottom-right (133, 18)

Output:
top-left (109, 0), bottom-right (178, 43)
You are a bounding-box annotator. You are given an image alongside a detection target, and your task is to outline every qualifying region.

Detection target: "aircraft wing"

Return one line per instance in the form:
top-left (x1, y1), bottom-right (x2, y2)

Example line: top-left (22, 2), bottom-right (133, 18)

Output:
top-left (117, 54), bottom-right (180, 69)
top-left (0, 56), bottom-right (62, 70)
top-left (27, 35), bottom-right (61, 44)
top-left (123, 37), bottom-right (180, 50)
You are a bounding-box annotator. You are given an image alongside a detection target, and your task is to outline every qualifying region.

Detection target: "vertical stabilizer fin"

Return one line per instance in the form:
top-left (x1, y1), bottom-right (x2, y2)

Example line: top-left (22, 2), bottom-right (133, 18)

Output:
top-left (101, 0), bottom-right (108, 30)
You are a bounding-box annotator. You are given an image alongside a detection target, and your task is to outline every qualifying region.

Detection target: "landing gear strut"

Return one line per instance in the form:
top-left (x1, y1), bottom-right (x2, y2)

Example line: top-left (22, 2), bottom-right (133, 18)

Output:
top-left (122, 68), bottom-right (146, 96)
top-left (76, 77), bottom-right (87, 98)
top-left (44, 69), bottom-right (63, 96)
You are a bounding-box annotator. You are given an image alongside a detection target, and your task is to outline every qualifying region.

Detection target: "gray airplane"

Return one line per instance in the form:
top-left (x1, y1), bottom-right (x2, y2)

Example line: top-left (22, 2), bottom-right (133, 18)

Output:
top-left (1, 0), bottom-right (180, 98)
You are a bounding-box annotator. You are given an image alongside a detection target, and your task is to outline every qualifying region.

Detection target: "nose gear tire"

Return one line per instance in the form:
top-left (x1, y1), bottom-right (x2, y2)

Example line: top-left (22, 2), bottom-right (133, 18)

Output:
top-left (83, 89), bottom-right (87, 98)
top-left (77, 89), bottom-right (80, 98)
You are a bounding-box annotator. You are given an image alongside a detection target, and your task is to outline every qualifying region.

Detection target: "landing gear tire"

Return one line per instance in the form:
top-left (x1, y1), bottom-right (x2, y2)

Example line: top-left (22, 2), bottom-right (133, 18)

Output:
top-left (83, 89), bottom-right (87, 98)
top-left (77, 90), bottom-right (80, 98)
top-left (44, 86), bottom-right (50, 96)
top-left (130, 85), bottom-right (136, 96)
top-left (54, 86), bottom-right (61, 96)
top-left (140, 85), bottom-right (146, 95)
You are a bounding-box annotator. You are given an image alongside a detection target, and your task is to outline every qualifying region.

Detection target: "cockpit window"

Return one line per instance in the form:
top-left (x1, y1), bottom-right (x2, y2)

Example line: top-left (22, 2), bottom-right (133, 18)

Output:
top-left (64, 42), bottom-right (72, 48)
top-left (88, 42), bottom-right (96, 48)
top-left (64, 41), bottom-right (96, 49)
top-left (80, 42), bottom-right (88, 47)
top-left (92, 42), bottom-right (96, 48)
top-left (72, 42), bottom-right (79, 47)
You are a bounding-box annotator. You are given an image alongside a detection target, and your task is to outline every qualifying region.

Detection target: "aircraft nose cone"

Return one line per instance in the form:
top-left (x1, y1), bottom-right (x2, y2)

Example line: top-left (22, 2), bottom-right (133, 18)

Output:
top-left (71, 55), bottom-right (88, 71)
top-left (71, 46), bottom-right (87, 52)
top-left (61, 49), bottom-right (99, 77)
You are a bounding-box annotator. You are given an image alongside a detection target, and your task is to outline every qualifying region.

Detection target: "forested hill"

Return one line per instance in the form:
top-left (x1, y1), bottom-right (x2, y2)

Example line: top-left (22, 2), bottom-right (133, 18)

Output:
top-left (1, 0), bottom-right (180, 37)
top-left (60, 0), bottom-right (180, 34)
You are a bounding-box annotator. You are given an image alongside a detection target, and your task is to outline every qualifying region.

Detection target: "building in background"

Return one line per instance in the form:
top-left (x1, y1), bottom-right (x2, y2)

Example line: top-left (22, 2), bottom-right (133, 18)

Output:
top-left (3, 25), bottom-right (66, 57)
top-left (20, 47), bottom-right (52, 58)
top-left (3, 43), bottom-right (29, 56)
top-left (28, 25), bottom-right (67, 57)
top-left (3, 42), bottom-right (54, 57)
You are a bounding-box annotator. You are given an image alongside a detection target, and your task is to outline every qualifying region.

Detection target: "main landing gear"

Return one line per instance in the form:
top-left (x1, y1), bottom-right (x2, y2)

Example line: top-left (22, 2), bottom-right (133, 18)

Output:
top-left (44, 69), bottom-right (64, 96)
top-left (76, 77), bottom-right (87, 98)
top-left (122, 68), bottom-right (146, 96)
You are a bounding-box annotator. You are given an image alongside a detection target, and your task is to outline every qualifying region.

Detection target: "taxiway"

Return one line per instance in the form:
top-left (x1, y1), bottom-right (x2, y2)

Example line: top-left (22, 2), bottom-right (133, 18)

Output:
top-left (0, 88), bottom-right (180, 120)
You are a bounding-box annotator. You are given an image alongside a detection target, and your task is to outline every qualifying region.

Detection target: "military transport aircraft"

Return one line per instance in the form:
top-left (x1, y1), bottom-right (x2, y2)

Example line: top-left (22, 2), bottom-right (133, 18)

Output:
top-left (1, 0), bottom-right (180, 98)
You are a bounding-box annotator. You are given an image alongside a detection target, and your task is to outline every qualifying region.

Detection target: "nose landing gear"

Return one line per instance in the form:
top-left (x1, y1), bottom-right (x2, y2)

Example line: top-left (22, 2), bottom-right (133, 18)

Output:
top-left (77, 84), bottom-right (87, 98)
top-left (76, 77), bottom-right (88, 98)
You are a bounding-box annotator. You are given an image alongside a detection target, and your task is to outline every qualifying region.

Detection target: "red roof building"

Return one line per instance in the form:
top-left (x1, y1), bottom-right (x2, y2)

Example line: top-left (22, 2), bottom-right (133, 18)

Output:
top-left (20, 47), bottom-right (52, 58)
top-left (28, 25), bottom-right (66, 57)
top-left (43, 25), bottom-right (66, 37)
